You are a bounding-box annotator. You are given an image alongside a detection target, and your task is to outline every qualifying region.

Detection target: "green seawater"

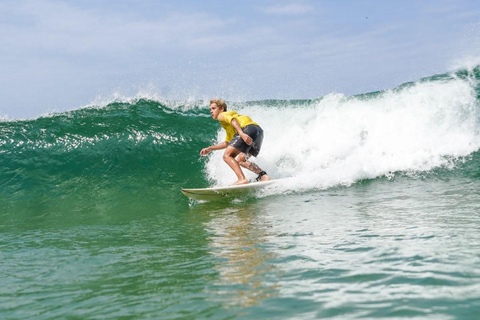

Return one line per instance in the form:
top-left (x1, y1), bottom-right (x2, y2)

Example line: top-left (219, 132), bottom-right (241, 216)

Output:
top-left (1, 68), bottom-right (480, 319)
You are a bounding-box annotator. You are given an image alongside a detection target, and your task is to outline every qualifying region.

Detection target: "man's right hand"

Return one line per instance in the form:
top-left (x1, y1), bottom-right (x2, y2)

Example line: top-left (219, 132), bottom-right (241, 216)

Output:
top-left (200, 147), bottom-right (211, 156)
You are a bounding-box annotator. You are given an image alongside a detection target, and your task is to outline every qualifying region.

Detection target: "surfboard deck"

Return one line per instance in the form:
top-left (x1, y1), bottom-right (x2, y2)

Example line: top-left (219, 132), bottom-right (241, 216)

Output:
top-left (181, 180), bottom-right (277, 201)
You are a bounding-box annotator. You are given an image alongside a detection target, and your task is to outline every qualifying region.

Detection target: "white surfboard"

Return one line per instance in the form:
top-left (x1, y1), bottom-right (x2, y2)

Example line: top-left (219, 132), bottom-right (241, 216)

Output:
top-left (181, 180), bottom-right (277, 201)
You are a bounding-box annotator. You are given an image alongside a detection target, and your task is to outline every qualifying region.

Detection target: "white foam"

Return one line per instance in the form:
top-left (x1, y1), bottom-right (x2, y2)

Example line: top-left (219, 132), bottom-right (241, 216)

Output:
top-left (205, 73), bottom-right (480, 193)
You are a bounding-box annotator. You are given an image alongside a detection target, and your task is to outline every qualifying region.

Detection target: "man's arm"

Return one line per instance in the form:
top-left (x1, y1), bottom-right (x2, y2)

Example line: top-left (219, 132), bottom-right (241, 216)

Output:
top-left (231, 119), bottom-right (253, 145)
top-left (200, 141), bottom-right (229, 156)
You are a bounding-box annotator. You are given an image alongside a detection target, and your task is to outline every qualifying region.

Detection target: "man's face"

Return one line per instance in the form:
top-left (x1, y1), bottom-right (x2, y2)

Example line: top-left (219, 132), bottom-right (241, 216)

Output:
top-left (210, 103), bottom-right (223, 120)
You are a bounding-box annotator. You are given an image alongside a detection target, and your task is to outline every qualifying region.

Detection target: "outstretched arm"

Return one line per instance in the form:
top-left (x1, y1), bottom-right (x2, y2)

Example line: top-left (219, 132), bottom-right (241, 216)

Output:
top-left (231, 119), bottom-right (253, 145)
top-left (200, 141), bottom-right (228, 156)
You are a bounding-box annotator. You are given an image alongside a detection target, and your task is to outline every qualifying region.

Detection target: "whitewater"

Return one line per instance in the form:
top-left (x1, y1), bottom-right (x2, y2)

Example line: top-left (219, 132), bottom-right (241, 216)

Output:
top-left (206, 69), bottom-right (480, 192)
top-left (1, 67), bottom-right (480, 319)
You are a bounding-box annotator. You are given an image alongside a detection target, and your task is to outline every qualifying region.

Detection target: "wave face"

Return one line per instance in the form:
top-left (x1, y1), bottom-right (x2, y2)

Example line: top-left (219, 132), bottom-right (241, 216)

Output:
top-left (0, 100), bottom-right (214, 214)
top-left (1, 67), bottom-right (480, 208)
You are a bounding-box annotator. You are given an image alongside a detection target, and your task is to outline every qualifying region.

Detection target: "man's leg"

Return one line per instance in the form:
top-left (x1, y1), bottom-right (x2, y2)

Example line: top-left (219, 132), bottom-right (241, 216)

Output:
top-left (237, 153), bottom-right (270, 181)
top-left (223, 146), bottom-right (248, 185)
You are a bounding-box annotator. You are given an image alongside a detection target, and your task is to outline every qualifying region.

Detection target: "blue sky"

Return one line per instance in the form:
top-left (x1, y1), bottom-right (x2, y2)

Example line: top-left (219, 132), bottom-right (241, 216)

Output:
top-left (1, 0), bottom-right (479, 118)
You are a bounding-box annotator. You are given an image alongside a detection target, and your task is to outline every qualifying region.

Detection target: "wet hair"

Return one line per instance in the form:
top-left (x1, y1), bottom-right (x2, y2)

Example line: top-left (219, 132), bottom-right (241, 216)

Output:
top-left (210, 99), bottom-right (227, 111)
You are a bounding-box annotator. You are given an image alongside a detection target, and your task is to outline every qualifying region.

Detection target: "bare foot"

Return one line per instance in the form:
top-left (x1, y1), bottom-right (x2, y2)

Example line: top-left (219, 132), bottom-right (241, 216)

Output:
top-left (260, 174), bottom-right (270, 181)
top-left (233, 178), bottom-right (249, 185)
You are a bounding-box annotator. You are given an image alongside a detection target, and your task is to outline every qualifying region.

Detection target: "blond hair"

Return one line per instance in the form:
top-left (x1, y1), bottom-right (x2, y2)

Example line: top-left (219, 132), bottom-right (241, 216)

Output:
top-left (210, 99), bottom-right (227, 111)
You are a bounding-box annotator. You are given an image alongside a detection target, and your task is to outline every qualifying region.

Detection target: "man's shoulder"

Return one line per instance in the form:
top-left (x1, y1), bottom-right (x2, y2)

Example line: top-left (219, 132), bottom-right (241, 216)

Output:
top-left (219, 110), bottom-right (238, 122)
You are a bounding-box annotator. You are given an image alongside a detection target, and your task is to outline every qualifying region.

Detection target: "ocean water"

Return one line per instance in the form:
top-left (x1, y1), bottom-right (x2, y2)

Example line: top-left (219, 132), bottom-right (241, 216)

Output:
top-left (1, 67), bottom-right (480, 319)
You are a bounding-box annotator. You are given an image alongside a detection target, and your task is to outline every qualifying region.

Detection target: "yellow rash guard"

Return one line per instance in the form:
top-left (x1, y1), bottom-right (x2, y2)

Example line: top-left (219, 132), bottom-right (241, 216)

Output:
top-left (219, 111), bottom-right (259, 142)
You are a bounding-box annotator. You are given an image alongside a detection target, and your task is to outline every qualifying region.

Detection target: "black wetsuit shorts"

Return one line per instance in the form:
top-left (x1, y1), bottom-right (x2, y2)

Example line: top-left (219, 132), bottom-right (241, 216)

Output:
top-left (228, 125), bottom-right (264, 157)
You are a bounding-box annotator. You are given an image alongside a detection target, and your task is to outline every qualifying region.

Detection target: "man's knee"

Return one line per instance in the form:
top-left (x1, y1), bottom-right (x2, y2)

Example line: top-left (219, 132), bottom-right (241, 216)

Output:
top-left (222, 153), bottom-right (231, 162)
top-left (223, 149), bottom-right (237, 162)
top-left (236, 153), bottom-right (246, 162)
top-left (236, 154), bottom-right (248, 167)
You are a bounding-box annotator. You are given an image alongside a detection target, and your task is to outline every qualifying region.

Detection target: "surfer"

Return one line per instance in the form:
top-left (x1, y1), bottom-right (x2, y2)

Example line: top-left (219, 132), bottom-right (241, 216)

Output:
top-left (200, 99), bottom-right (270, 185)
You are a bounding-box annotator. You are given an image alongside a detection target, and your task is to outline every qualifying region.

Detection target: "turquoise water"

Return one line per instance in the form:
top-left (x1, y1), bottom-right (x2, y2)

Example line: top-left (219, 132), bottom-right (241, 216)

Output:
top-left (1, 67), bottom-right (480, 319)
